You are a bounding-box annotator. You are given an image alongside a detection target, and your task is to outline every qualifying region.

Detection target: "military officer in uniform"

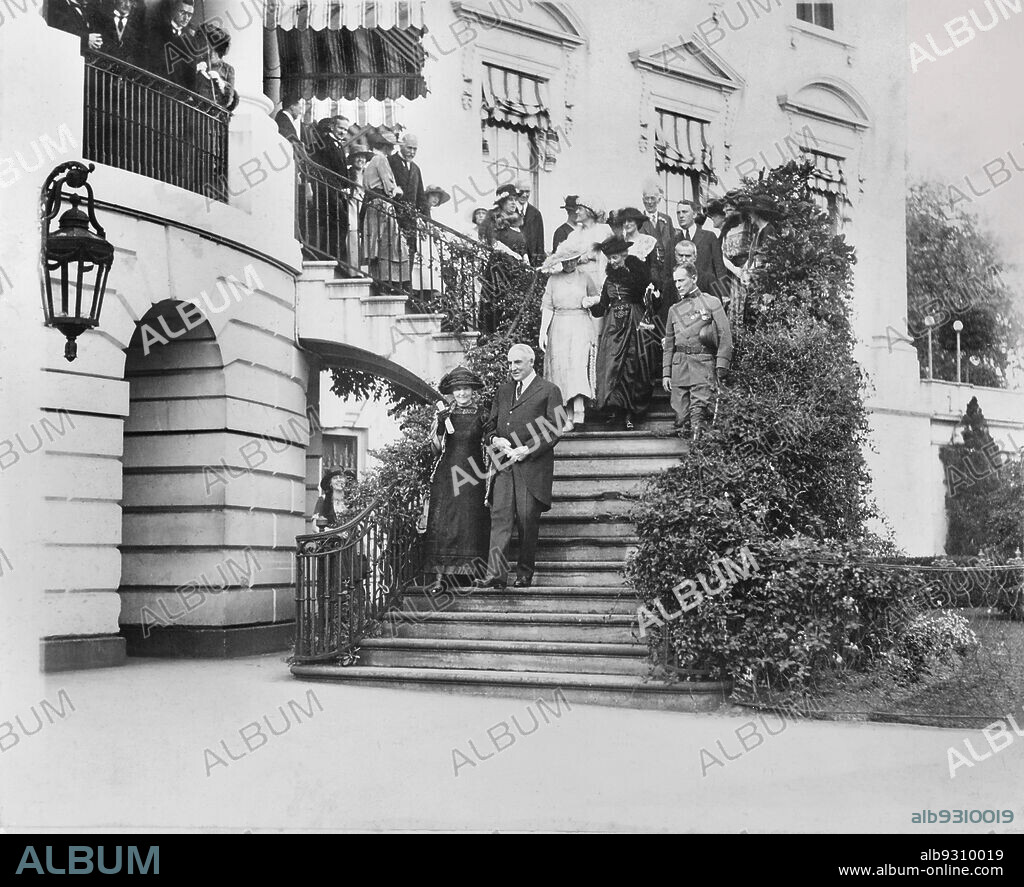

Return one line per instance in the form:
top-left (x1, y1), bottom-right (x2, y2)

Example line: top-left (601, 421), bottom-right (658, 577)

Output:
top-left (662, 262), bottom-right (734, 441)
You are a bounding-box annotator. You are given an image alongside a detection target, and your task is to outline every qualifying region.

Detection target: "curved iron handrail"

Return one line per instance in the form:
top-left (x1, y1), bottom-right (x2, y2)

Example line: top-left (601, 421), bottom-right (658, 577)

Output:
top-left (83, 50), bottom-right (231, 201)
top-left (84, 50), bottom-right (231, 122)
top-left (294, 149), bottom-right (540, 333)
top-left (293, 484), bottom-right (425, 664)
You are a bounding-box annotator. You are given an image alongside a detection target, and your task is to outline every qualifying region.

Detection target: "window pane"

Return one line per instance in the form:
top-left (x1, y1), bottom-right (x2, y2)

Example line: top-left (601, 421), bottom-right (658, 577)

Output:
top-left (815, 3), bottom-right (835, 29)
top-left (796, 3), bottom-right (814, 24)
top-left (323, 434), bottom-right (358, 472)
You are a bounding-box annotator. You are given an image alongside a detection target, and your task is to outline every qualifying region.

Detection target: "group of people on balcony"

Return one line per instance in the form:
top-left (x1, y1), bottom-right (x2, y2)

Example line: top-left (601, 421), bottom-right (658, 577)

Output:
top-left (48, 0), bottom-right (238, 109)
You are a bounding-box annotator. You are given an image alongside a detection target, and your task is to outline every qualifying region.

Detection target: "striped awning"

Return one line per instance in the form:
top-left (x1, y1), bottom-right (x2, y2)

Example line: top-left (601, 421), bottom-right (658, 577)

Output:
top-left (264, 0), bottom-right (426, 30)
top-left (481, 64), bottom-right (552, 132)
top-left (804, 150), bottom-right (851, 203)
top-left (655, 110), bottom-right (716, 180)
top-left (276, 27), bottom-right (426, 101)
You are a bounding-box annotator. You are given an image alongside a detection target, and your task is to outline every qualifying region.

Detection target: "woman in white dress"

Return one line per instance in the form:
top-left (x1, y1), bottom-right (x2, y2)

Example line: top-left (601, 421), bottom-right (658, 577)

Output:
top-left (560, 200), bottom-right (612, 338)
top-left (539, 243), bottom-right (602, 430)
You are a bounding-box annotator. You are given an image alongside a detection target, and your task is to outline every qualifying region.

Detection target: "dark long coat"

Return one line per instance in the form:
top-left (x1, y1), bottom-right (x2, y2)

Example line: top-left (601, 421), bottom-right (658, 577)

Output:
top-left (484, 377), bottom-right (565, 512)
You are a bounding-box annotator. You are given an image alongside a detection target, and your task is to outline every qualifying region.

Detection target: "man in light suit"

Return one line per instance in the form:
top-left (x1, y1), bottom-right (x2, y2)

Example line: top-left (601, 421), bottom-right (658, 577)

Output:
top-left (476, 344), bottom-right (565, 589)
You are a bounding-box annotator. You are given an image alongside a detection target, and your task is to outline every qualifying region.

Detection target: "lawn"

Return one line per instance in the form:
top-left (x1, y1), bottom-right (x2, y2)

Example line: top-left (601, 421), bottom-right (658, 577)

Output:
top-left (747, 609), bottom-right (1024, 730)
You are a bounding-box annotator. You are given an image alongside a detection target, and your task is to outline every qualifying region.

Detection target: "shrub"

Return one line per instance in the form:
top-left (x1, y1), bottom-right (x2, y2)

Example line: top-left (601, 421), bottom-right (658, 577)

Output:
top-left (884, 610), bottom-right (979, 685)
top-left (626, 160), bottom-right (898, 693)
top-left (631, 535), bottom-right (929, 694)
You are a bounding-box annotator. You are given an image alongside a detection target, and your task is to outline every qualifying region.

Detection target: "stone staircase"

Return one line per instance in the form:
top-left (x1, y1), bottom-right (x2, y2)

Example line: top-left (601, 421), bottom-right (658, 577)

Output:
top-left (291, 395), bottom-right (731, 712)
top-left (295, 260), bottom-right (472, 382)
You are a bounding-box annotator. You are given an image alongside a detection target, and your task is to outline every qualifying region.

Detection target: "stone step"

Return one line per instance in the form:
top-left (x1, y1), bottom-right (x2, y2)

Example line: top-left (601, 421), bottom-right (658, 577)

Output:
top-left (536, 517), bottom-right (636, 539)
top-left (383, 611), bottom-right (638, 644)
top-left (546, 497), bottom-right (637, 518)
top-left (402, 588), bottom-right (637, 615)
top-left (533, 561), bottom-right (627, 587)
top-left (290, 664), bottom-right (730, 713)
top-left (356, 637), bottom-right (648, 676)
top-left (554, 455), bottom-right (680, 477)
top-left (557, 432), bottom-right (685, 457)
top-left (552, 475), bottom-right (649, 497)
top-left (519, 539), bottom-right (636, 562)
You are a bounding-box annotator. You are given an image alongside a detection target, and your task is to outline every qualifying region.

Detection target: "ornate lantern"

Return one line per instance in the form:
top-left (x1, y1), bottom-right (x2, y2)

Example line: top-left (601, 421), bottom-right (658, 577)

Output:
top-left (41, 162), bottom-right (114, 361)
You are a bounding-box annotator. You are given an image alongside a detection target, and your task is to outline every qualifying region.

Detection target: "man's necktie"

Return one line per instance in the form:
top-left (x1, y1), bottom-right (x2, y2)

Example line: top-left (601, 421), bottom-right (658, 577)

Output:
top-left (515, 382), bottom-right (523, 403)
top-left (116, 14), bottom-right (126, 38)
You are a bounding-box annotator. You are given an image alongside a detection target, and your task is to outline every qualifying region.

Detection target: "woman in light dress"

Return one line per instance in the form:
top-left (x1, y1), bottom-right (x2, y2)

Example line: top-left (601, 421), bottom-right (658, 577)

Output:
top-left (539, 243), bottom-right (602, 430)
top-left (361, 127), bottom-right (410, 292)
top-left (560, 200), bottom-right (613, 337)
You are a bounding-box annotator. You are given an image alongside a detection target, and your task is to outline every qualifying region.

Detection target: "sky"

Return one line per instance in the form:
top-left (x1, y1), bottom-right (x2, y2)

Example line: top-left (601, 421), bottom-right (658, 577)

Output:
top-left (907, 0), bottom-right (1024, 272)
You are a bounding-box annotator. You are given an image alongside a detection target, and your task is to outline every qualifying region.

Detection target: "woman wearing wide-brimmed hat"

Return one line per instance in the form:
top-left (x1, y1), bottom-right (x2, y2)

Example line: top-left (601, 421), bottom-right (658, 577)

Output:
top-left (561, 200), bottom-right (613, 333)
top-left (361, 126), bottom-right (410, 292)
top-left (539, 242), bottom-right (602, 430)
top-left (313, 468), bottom-right (358, 531)
top-left (422, 367), bottom-right (491, 591)
top-left (589, 235), bottom-right (657, 430)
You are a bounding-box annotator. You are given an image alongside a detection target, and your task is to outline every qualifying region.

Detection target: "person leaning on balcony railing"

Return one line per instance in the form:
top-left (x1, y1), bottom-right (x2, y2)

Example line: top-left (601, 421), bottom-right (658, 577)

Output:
top-left (196, 23), bottom-right (238, 111)
top-left (148, 0), bottom-right (205, 92)
top-left (93, 0), bottom-right (147, 65)
top-left (48, 0), bottom-right (103, 53)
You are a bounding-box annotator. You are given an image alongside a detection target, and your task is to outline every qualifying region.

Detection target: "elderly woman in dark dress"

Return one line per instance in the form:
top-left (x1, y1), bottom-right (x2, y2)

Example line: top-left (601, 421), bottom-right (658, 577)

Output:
top-left (589, 235), bottom-right (658, 430)
top-left (422, 367), bottom-right (491, 592)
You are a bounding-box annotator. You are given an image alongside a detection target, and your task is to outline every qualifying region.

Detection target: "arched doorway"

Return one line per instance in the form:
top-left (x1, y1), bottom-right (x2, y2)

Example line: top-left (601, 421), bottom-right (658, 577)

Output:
top-left (119, 300), bottom-right (265, 656)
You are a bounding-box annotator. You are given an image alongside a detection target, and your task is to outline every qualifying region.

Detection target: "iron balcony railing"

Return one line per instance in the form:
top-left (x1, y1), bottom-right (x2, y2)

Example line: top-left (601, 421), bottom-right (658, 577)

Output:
top-left (294, 151), bottom-right (537, 334)
top-left (293, 490), bottom-right (425, 664)
top-left (83, 51), bottom-right (231, 202)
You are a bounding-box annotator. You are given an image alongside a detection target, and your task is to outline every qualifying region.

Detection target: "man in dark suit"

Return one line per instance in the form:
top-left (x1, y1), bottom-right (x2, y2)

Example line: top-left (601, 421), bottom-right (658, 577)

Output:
top-left (389, 132), bottom-right (427, 213)
top-left (48, 0), bottom-right (102, 53)
top-left (149, 0), bottom-right (205, 90)
top-left (515, 181), bottom-right (546, 267)
top-left (389, 132), bottom-right (426, 292)
top-left (275, 93), bottom-right (304, 145)
top-left (475, 344), bottom-right (565, 589)
top-left (640, 183), bottom-right (675, 279)
top-left (552, 195), bottom-right (579, 251)
top-left (665, 199), bottom-right (727, 304)
top-left (94, 0), bottom-right (146, 65)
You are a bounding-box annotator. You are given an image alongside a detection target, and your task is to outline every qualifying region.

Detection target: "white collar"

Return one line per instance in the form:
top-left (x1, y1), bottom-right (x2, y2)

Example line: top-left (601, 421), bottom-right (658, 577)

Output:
top-left (517, 371), bottom-right (537, 392)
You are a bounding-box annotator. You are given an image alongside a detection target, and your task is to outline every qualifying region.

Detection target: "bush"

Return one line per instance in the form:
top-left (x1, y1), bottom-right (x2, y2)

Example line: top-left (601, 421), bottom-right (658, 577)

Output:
top-left (884, 610), bottom-right (979, 685)
top-left (630, 535), bottom-right (929, 694)
top-left (626, 161), bottom-right (900, 693)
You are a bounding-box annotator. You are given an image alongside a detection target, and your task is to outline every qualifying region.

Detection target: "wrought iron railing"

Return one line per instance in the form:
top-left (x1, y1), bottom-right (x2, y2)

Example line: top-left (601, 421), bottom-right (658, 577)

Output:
top-left (83, 51), bottom-right (231, 202)
top-left (293, 490), bottom-right (425, 664)
top-left (294, 152), bottom-right (535, 333)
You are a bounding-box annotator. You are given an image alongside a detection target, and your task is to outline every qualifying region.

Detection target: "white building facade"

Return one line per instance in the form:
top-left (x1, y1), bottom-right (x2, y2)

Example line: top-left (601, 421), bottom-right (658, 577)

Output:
top-left (5, 0), bottom-right (991, 677)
